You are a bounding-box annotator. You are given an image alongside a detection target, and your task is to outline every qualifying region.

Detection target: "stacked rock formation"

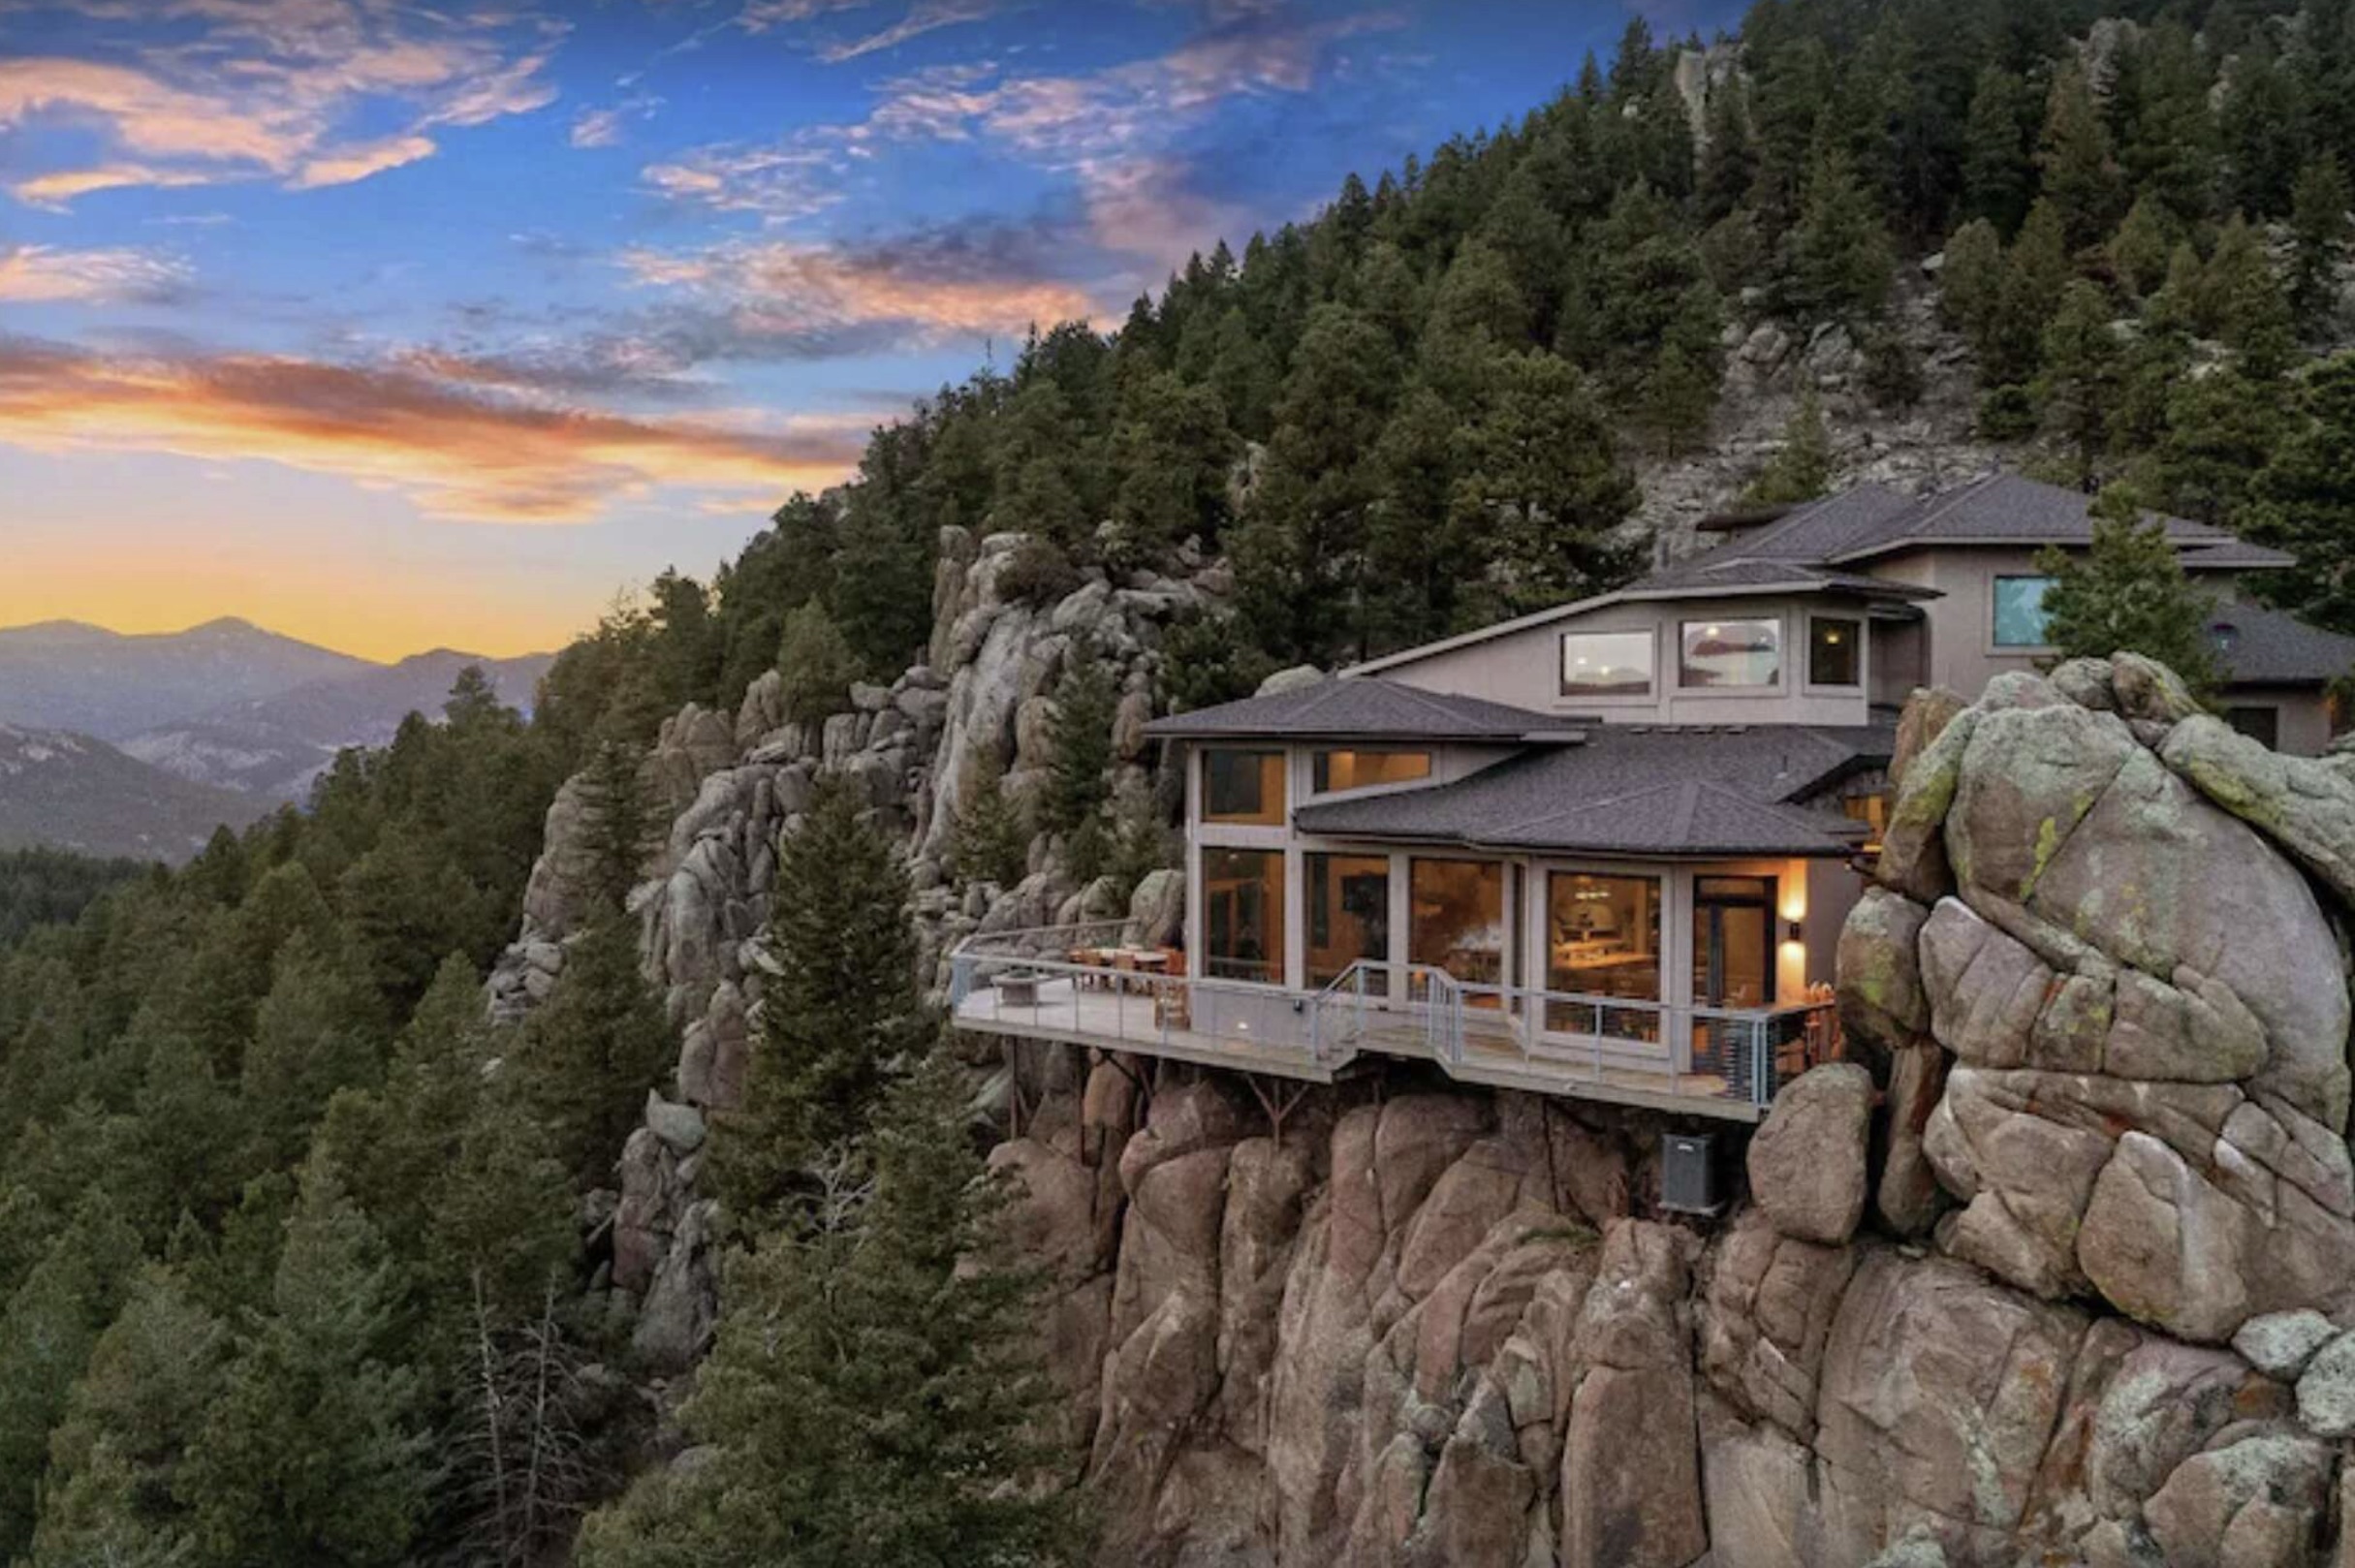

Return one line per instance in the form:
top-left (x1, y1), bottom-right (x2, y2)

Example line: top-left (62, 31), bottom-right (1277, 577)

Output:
top-left (486, 526), bottom-right (1225, 1366)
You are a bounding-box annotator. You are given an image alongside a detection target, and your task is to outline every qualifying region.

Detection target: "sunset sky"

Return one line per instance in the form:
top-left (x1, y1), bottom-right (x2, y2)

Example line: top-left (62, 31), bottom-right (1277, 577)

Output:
top-left (2, 0), bottom-right (1720, 661)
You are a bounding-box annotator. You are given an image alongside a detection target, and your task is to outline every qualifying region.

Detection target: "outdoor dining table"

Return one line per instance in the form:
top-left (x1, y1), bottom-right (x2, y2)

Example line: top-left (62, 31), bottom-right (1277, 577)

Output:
top-left (1067, 946), bottom-right (1173, 988)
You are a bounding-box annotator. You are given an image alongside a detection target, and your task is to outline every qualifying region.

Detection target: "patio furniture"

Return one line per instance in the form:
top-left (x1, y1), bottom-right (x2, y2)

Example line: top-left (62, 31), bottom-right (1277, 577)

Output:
top-left (997, 971), bottom-right (1043, 1007)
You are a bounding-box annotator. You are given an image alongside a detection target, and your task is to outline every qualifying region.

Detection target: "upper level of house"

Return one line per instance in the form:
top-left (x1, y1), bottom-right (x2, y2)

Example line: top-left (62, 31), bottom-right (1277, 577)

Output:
top-left (1348, 473), bottom-right (2355, 754)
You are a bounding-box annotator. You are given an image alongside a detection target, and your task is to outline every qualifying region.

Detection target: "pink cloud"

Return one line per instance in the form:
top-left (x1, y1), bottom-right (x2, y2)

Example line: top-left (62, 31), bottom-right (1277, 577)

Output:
top-left (0, 340), bottom-right (863, 523)
top-left (0, 244), bottom-right (193, 304)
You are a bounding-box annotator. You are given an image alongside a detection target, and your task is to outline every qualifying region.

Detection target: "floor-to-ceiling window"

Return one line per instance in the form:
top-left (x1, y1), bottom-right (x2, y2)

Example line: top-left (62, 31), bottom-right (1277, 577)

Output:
top-left (1203, 847), bottom-right (1286, 984)
top-left (1543, 871), bottom-right (1662, 1040)
top-left (1409, 858), bottom-right (1505, 999)
top-left (1307, 852), bottom-right (1390, 991)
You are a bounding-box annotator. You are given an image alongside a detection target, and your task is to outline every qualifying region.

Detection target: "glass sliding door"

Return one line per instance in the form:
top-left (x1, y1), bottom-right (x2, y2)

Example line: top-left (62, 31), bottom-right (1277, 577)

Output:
top-left (1544, 872), bottom-right (1662, 1040)
top-left (1307, 853), bottom-right (1390, 993)
top-left (1203, 847), bottom-right (1286, 985)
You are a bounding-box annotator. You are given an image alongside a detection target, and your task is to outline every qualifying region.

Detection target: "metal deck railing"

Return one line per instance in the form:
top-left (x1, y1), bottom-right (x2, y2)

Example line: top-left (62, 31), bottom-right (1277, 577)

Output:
top-left (948, 925), bottom-right (1840, 1111)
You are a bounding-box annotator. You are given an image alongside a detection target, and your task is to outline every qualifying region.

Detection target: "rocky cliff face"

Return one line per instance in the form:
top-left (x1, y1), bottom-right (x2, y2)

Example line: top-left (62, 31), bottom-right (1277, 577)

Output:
top-left (487, 526), bottom-right (1226, 1367)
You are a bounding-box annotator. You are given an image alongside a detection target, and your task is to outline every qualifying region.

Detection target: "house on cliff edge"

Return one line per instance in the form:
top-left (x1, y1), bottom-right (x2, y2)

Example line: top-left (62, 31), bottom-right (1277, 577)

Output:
top-left (950, 471), bottom-right (2355, 1122)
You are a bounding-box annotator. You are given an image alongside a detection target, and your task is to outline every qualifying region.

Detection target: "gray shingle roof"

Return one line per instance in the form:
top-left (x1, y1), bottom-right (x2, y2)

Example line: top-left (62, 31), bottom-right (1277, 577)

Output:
top-left (2211, 602), bottom-right (2355, 686)
top-left (1292, 723), bottom-right (1890, 858)
top-left (1822, 472), bottom-right (2240, 562)
top-left (1144, 675), bottom-right (1555, 741)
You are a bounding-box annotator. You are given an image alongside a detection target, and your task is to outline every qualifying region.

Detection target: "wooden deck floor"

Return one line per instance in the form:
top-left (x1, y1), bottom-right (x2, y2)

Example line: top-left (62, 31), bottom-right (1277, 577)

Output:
top-left (953, 976), bottom-right (1761, 1121)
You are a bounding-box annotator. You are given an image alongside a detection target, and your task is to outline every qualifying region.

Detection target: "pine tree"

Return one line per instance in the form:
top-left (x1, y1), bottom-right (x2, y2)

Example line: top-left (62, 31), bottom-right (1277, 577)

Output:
top-left (237, 933), bottom-right (386, 1174)
top-left (948, 747), bottom-right (1029, 893)
top-left (1743, 391), bottom-right (1835, 505)
top-left (518, 913), bottom-right (672, 1191)
top-left (574, 738), bottom-right (656, 918)
top-left (2037, 59), bottom-right (2124, 249)
top-left (714, 775), bottom-right (924, 1219)
top-left (2290, 155), bottom-right (2352, 325)
top-left (1697, 77), bottom-right (1757, 223)
top-left (1450, 352), bottom-right (1641, 616)
top-left (580, 1051), bottom-right (1083, 1568)
top-left (1939, 217), bottom-right (2008, 344)
top-left (2108, 192), bottom-right (2180, 299)
top-left (774, 598), bottom-right (861, 726)
top-left (1776, 147), bottom-right (1896, 325)
top-left (1043, 652), bottom-right (1116, 841)
top-left (0, 1198), bottom-right (143, 1558)
top-left (2034, 486), bottom-right (2221, 690)
top-left (1961, 63), bottom-right (2037, 235)
top-left (2240, 352), bottom-right (2355, 633)
top-left (2206, 213), bottom-right (2298, 377)
top-left (177, 1156), bottom-right (432, 1568)
top-left (33, 1266), bottom-right (227, 1557)
top-left (2037, 280), bottom-right (2124, 484)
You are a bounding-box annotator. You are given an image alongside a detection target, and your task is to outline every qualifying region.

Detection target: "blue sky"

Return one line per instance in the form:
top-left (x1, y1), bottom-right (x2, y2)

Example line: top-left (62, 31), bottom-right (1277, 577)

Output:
top-left (0, 0), bottom-right (1733, 658)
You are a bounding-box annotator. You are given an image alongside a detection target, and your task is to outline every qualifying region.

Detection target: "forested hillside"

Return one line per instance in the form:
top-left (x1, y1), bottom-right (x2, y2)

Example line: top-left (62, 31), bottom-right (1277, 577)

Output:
top-left (5, 0), bottom-right (2355, 1563)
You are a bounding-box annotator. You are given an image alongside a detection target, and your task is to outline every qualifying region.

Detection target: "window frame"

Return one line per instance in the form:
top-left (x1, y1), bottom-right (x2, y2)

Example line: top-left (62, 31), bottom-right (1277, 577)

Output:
top-left (1804, 612), bottom-right (1865, 692)
top-left (1558, 627), bottom-right (1659, 703)
top-left (1675, 614), bottom-right (1785, 692)
top-left (1991, 574), bottom-right (2057, 652)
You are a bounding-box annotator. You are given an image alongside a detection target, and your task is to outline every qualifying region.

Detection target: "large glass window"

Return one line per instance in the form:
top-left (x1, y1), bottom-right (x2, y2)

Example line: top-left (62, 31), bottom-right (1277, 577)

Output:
top-left (1993, 576), bottom-right (2055, 648)
top-left (1679, 617), bottom-right (1782, 688)
top-left (1561, 630), bottom-right (1655, 698)
top-left (1312, 749), bottom-right (1431, 794)
top-left (1204, 749), bottom-right (1285, 825)
top-left (1545, 872), bottom-right (1662, 1039)
top-left (1807, 616), bottom-right (1862, 687)
top-left (1203, 847), bottom-right (1285, 984)
top-left (1409, 859), bottom-right (1505, 991)
top-left (1307, 853), bottom-right (1390, 990)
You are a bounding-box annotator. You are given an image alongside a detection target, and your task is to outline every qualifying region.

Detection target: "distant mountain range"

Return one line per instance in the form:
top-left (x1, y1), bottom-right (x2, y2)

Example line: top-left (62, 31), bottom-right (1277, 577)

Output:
top-left (0, 617), bottom-right (374, 739)
top-left (0, 619), bottom-right (553, 862)
top-left (123, 648), bottom-right (553, 801)
top-left (0, 724), bottom-right (271, 862)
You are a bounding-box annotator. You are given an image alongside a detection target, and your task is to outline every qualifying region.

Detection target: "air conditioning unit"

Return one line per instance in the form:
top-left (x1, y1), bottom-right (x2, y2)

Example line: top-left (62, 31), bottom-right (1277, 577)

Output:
top-left (1660, 1133), bottom-right (1721, 1215)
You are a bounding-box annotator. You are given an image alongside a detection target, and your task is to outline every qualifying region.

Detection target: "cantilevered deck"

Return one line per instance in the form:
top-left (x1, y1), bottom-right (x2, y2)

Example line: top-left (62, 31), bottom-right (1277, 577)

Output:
top-left (948, 924), bottom-right (1839, 1122)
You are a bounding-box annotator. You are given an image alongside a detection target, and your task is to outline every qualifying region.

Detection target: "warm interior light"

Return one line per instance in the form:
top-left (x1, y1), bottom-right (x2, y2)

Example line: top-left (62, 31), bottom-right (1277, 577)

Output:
top-left (1824, 629), bottom-right (1843, 643)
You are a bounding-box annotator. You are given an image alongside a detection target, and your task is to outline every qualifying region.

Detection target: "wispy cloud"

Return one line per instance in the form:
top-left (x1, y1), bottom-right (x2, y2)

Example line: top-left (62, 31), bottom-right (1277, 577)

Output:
top-left (641, 143), bottom-right (847, 223)
top-left (817, 0), bottom-right (998, 62)
top-left (0, 335), bottom-right (864, 523)
top-left (0, 244), bottom-right (193, 304)
top-left (571, 92), bottom-right (664, 149)
top-left (0, 2), bottom-right (560, 206)
top-left (643, 4), bottom-right (1402, 226)
top-left (289, 133), bottom-right (437, 190)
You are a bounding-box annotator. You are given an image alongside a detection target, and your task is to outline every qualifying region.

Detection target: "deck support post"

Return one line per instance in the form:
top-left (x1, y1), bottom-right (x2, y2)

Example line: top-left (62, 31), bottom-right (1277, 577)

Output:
top-left (1244, 1074), bottom-right (1313, 1148)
